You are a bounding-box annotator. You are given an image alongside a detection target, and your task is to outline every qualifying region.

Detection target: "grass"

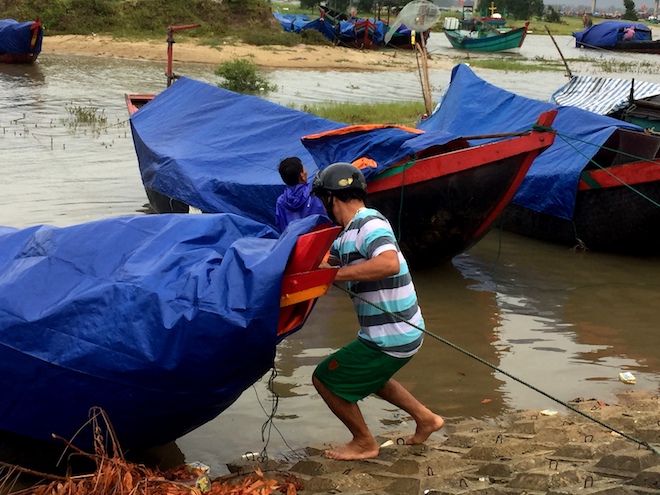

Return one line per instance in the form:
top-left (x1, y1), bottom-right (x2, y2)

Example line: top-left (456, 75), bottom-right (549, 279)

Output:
top-left (294, 101), bottom-right (428, 127)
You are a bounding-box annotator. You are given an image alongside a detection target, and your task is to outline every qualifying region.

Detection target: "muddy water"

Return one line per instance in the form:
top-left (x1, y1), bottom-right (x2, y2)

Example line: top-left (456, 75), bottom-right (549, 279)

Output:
top-left (1, 35), bottom-right (660, 472)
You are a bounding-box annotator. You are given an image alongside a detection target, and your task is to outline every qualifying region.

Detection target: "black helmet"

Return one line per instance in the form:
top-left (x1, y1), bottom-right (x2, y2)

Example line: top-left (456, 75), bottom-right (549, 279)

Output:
top-left (311, 162), bottom-right (367, 195)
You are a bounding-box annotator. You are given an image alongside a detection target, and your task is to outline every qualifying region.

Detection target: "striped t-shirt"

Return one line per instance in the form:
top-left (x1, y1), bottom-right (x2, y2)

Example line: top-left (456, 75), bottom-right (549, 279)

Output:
top-left (330, 207), bottom-right (424, 358)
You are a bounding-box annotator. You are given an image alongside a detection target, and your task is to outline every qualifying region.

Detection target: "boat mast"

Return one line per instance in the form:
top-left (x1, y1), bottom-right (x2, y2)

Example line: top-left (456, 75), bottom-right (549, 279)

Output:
top-left (166, 24), bottom-right (201, 87)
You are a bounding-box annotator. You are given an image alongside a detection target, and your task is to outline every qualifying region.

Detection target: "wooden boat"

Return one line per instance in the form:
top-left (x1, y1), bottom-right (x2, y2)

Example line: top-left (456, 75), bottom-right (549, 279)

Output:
top-left (0, 213), bottom-right (339, 449)
top-left (318, 5), bottom-right (385, 49)
top-left (0, 18), bottom-right (43, 64)
top-left (443, 17), bottom-right (529, 52)
top-left (573, 20), bottom-right (660, 54)
top-left (428, 64), bottom-right (660, 255)
top-left (126, 79), bottom-right (556, 267)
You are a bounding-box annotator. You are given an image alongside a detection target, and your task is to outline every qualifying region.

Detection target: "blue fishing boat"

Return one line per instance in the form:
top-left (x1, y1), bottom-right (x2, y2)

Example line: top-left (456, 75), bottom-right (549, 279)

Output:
top-left (573, 20), bottom-right (660, 53)
top-left (0, 18), bottom-right (43, 64)
top-left (424, 64), bottom-right (660, 254)
top-left (126, 77), bottom-right (557, 266)
top-left (0, 213), bottom-right (339, 449)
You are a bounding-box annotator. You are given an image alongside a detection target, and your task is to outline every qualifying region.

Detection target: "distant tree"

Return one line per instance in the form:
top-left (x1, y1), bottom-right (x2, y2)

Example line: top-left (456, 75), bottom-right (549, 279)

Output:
top-left (545, 5), bottom-right (562, 22)
top-left (622, 0), bottom-right (638, 20)
top-left (500, 0), bottom-right (545, 19)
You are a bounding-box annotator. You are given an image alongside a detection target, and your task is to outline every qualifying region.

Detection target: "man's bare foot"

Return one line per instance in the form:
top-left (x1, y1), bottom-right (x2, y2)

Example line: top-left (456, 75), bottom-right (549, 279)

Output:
top-left (406, 414), bottom-right (445, 445)
top-left (323, 439), bottom-right (379, 460)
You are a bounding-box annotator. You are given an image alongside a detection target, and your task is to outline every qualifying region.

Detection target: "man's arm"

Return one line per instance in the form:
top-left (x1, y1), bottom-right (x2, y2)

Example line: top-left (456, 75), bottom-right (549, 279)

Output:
top-left (335, 250), bottom-right (399, 282)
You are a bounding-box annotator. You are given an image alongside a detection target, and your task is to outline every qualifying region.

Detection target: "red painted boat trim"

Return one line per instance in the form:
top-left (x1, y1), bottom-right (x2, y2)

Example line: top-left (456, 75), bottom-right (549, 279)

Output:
top-left (277, 225), bottom-right (340, 336)
top-left (368, 110), bottom-right (557, 194)
top-left (125, 94), bottom-right (155, 115)
top-left (578, 160), bottom-right (660, 190)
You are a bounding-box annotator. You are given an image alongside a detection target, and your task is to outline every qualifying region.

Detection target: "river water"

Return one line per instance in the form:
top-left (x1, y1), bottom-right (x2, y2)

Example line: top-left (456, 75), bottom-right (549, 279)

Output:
top-left (2, 33), bottom-right (660, 473)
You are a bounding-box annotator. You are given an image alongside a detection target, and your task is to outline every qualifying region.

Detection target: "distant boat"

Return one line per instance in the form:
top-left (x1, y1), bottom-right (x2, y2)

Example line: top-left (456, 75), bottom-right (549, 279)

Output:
top-left (550, 75), bottom-right (660, 131)
top-left (443, 16), bottom-right (529, 52)
top-left (424, 64), bottom-right (660, 255)
top-left (573, 20), bottom-right (660, 53)
top-left (0, 213), bottom-right (339, 449)
top-left (0, 18), bottom-right (43, 64)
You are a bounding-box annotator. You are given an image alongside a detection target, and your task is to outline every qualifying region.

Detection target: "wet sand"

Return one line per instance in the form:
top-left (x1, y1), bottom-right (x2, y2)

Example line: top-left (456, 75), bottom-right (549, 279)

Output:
top-left (227, 390), bottom-right (660, 494)
top-left (42, 34), bottom-right (456, 72)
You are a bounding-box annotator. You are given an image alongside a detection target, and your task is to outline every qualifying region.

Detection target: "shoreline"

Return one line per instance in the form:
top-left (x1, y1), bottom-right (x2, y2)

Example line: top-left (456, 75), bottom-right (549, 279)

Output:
top-left (41, 34), bottom-right (456, 72)
top-left (225, 390), bottom-right (660, 494)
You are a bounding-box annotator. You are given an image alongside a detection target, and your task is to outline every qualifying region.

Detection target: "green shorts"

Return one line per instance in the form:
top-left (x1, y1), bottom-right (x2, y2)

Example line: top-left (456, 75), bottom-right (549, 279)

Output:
top-left (313, 339), bottom-right (411, 403)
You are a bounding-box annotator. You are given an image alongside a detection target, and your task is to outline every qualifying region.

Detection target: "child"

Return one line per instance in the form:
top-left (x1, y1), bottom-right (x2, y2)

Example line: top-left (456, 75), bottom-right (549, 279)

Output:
top-left (275, 157), bottom-right (328, 232)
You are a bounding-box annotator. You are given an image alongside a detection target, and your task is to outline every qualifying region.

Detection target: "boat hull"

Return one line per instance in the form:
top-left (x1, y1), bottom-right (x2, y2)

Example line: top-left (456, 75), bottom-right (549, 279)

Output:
top-left (0, 18), bottom-right (43, 65)
top-left (444, 23), bottom-right (528, 52)
top-left (502, 129), bottom-right (660, 253)
top-left (367, 137), bottom-right (552, 265)
top-left (503, 178), bottom-right (660, 253)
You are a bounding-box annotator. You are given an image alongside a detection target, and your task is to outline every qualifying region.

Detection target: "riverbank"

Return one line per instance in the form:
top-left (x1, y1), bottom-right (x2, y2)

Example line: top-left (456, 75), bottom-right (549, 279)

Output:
top-left (225, 389), bottom-right (660, 494)
top-left (42, 34), bottom-right (456, 72)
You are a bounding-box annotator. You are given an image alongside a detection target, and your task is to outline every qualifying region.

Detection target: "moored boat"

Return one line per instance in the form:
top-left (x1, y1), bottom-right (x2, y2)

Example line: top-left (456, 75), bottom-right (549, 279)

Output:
top-left (573, 20), bottom-right (660, 53)
top-left (0, 213), bottom-right (339, 449)
top-left (126, 77), bottom-right (557, 267)
top-left (0, 18), bottom-right (43, 64)
top-left (443, 17), bottom-right (529, 52)
top-left (426, 64), bottom-right (660, 255)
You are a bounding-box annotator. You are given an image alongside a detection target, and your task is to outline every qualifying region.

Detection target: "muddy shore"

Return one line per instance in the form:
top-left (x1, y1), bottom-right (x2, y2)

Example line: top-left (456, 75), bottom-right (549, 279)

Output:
top-left (42, 34), bottom-right (456, 72)
top-left (226, 390), bottom-right (660, 494)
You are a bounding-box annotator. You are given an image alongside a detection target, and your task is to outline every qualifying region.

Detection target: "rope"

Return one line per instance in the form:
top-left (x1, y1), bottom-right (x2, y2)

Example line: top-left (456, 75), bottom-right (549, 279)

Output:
top-left (554, 131), bottom-right (660, 209)
top-left (332, 281), bottom-right (660, 455)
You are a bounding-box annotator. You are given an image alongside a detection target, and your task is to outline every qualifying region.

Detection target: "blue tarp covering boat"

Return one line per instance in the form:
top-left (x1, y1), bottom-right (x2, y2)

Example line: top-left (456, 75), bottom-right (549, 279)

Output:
top-left (273, 10), bottom-right (388, 47)
top-left (129, 77), bottom-right (344, 229)
top-left (0, 213), bottom-right (334, 448)
top-left (127, 74), bottom-right (560, 264)
top-left (0, 18), bottom-right (43, 63)
top-left (421, 64), bottom-right (641, 220)
top-left (573, 20), bottom-right (651, 47)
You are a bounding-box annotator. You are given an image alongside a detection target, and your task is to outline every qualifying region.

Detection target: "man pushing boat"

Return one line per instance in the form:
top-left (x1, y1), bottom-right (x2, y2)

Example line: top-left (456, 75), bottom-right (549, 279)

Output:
top-left (310, 162), bottom-right (445, 461)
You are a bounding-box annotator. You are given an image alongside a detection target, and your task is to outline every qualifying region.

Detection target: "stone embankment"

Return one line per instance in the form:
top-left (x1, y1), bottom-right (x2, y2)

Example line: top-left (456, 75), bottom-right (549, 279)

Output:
top-left (228, 390), bottom-right (660, 494)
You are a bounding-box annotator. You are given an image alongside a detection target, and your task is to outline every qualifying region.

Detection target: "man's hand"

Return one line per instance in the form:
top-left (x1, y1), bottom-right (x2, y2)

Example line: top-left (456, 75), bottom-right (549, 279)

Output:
top-left (335, 250), bottom-right (399, 282)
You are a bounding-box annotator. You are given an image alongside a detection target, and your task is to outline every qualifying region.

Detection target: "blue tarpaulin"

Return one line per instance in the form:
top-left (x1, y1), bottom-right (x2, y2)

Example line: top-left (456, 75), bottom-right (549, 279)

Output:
top-left (420, 64), bottom-right (640, 220)
top-left (129, 77), bottom-right (345, 229)
top-left (0, 18), bottom-right (42, 54)
top-left (0, 213), bottom-right (328, 447)
top-left (301, 125), bottom-right (459, 180)
top-left (129, 78), bottom-right (466, 229)
top-left (573, 20), bottom-right (651, 47)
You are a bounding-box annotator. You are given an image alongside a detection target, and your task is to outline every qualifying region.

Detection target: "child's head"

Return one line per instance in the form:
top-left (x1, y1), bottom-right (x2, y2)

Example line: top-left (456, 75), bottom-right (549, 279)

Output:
top-left (278, 157), bottom-right (306, 186)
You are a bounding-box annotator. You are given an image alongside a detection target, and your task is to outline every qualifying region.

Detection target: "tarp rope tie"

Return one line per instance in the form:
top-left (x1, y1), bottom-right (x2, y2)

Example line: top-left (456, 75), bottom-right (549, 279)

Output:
top-left (555, 131), bottom-right (660, 209)
top-left (333, 281), bottom-right (660, 455)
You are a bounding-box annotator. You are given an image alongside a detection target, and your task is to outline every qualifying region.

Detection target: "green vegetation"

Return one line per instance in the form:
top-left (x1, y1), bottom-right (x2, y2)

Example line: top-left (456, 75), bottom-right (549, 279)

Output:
top-left (296, 101), bottom-right (427, 127)
top-left (215, 59), bottom-right (277, 93)
top-left (4, 0), bottom-right (277, 38)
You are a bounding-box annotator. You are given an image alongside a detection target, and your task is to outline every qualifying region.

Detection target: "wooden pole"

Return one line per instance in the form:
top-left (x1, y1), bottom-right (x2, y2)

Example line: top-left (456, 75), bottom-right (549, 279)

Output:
top-left (417, 34), bottom-right (434, 116)
top-left (544, 25), bottom-right (572, 78)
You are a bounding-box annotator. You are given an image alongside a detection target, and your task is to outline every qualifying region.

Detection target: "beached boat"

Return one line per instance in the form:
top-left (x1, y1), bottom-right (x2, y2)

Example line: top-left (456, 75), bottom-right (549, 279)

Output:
top-left (126, 77), bottom-right (557, 267)
top-left (573, 20), bottom-right (660, 53)
top-left (0, 18), bottom-right (43, 64)
top-left (425, 64), bottom-right (660, 255)
top-left (317, 5), bottom-right (385, 49)
top-left (0, 213), bottom-right (339, 449)
top-left (443, 16), bottom-right (529, 52)
top-left (550, 75), bottom-right (660, 131)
